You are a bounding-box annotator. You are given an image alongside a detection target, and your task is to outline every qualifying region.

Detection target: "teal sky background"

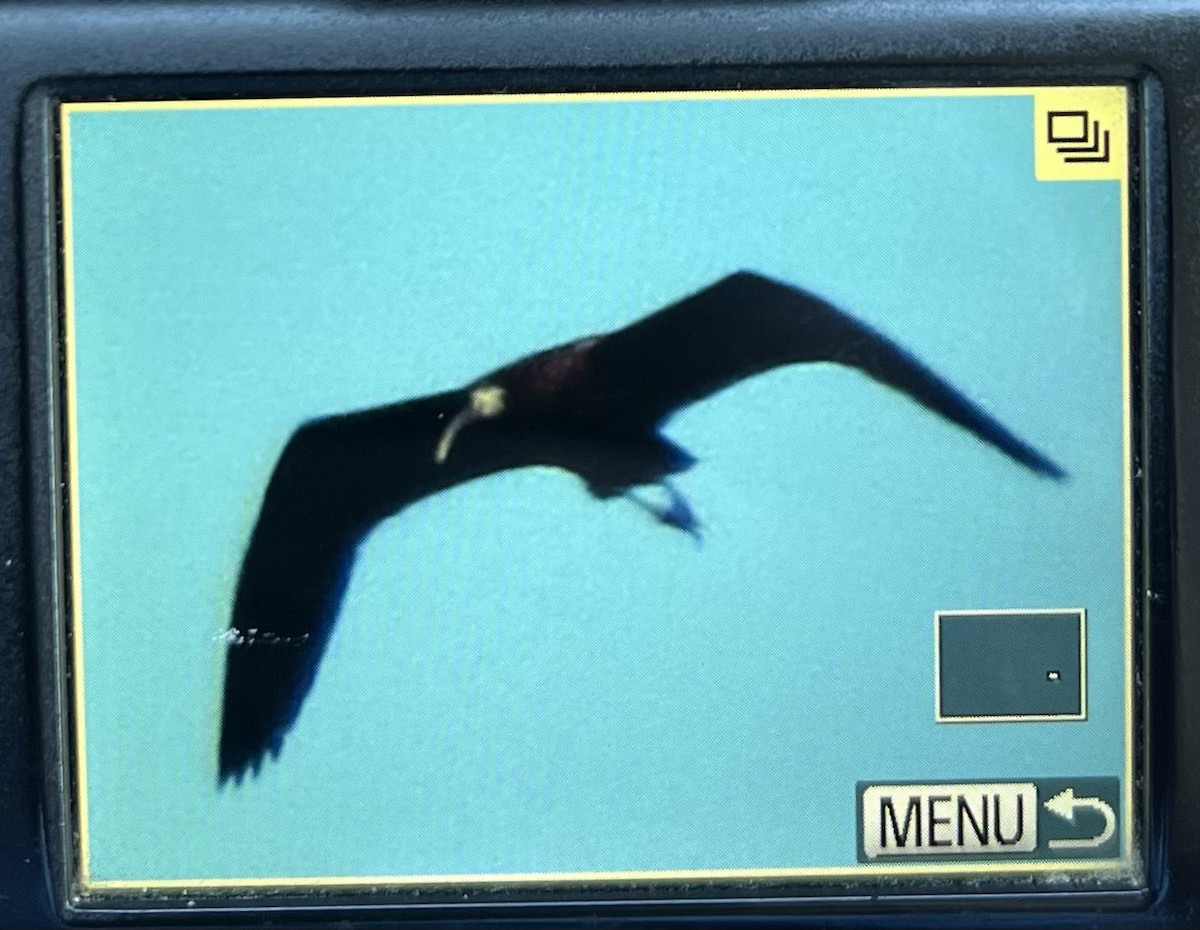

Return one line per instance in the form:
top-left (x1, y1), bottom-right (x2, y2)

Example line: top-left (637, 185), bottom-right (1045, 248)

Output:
top-left (66, 93), bottom-right (1127, 882)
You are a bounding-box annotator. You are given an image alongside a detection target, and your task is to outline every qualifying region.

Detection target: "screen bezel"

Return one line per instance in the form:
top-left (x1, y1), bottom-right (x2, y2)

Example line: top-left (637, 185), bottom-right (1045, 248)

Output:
top-left (19, 66), bottom-right (1167, 922)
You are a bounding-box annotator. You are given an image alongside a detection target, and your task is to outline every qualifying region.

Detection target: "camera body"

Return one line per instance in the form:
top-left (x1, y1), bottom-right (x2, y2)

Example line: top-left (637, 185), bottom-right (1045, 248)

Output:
top-left (0, 2), bottom-right (1195, 927)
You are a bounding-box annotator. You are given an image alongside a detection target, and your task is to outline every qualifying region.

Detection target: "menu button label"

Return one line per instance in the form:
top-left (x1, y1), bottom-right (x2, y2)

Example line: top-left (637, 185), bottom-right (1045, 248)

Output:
top-left (861, 782), bottom-right (1038, 858)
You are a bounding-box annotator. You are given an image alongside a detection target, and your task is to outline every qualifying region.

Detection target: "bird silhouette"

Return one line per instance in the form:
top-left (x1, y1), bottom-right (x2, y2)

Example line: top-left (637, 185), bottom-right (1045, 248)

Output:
top-left (217, 270), bottom-right (1065, 784)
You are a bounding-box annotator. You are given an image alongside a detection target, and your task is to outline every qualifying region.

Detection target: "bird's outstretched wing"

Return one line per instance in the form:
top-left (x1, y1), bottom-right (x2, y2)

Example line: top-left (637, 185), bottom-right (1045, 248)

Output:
top-left (585, 271), bottom-right (1064, 478)
top-left (218, 391), bottom-right (482, 785)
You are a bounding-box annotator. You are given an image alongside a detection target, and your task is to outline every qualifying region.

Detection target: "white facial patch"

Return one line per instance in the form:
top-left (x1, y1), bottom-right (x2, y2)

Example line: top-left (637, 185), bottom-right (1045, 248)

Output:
top-left (434, 384), bottom-right (508, 463)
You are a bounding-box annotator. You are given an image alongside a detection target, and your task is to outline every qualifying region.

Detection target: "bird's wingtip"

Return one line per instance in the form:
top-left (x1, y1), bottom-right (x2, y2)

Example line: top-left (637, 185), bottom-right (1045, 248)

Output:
top-left (1043, 462), bottom-right (1069, 482)
top-left (1021, 448), bottom-right (1069, 482)
top-left (218, 754), bottom-right (243, 789)
top-left (218, 743), bottom-right (265, 789)
top-left (216, 763), bottom-right (238, 790)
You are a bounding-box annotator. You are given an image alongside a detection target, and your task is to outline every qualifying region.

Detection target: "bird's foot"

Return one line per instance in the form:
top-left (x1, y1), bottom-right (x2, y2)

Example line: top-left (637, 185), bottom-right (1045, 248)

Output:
top-left (626, 481), bottom-right (703, 546)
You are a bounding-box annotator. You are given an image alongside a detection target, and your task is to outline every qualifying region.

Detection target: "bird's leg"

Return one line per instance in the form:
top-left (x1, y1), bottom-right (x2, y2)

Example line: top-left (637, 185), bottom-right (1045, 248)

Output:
top-left (625, 480), bottom-right (703, 546)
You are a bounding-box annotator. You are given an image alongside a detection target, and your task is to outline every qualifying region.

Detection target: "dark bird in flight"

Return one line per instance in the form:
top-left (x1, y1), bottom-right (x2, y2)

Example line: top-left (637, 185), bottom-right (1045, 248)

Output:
top-left (217, 271), bottom-right (1065, 784)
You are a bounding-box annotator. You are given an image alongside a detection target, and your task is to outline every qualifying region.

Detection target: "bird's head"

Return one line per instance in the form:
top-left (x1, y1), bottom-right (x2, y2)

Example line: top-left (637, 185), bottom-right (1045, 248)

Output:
top-left (435, 384), bottom-right (508, 463)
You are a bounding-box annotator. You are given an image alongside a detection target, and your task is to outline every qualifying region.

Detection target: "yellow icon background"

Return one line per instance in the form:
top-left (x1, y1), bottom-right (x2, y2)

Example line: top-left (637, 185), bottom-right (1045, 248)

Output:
top-left (1035, 86), bottom-right (1128, 182)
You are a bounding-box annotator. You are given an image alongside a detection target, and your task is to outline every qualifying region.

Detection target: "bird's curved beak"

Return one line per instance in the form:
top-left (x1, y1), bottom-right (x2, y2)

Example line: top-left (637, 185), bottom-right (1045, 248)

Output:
top-left (434, 385), bottom-right (507, 463)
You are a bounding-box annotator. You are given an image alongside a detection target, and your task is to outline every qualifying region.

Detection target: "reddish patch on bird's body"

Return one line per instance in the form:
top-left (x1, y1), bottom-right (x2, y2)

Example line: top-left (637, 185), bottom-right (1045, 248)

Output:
top-left (521, 337), bottom-right (599, 398)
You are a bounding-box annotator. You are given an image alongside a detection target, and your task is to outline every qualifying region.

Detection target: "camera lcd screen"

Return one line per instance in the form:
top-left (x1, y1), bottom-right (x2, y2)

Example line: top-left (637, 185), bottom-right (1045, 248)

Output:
top-left (57, 86), bottom-right (1138, 895)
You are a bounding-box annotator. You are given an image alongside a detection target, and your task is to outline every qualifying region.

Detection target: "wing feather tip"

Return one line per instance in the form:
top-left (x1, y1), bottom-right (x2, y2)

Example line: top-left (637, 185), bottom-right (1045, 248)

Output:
top-left (987, 426), bottom-right (1067, 481)
top-left (217, 752), bottom-right (268, 789)
top-left (216, 756), bottom-right (243, 790)
top-left (1028, 453), bottom-right (1069, 482)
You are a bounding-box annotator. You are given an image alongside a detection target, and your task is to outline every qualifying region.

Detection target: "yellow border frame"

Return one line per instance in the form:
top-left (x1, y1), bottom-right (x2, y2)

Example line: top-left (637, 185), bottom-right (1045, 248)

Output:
top-left (58, 85), bottom-right (1138, 895)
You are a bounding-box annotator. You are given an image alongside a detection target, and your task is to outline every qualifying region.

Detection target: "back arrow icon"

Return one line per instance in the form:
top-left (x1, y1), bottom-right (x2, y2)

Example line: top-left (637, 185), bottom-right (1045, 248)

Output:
top-left (1044, 787), bottom-right (1116, 850)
